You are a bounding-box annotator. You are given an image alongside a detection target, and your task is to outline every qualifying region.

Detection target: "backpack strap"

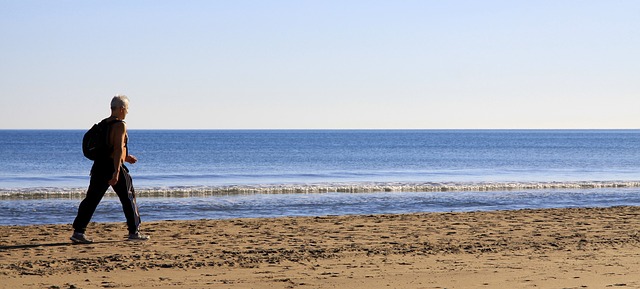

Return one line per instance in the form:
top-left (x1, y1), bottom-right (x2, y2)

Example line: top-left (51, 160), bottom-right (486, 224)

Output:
top-left (100, 118), bottom-right (125, 153)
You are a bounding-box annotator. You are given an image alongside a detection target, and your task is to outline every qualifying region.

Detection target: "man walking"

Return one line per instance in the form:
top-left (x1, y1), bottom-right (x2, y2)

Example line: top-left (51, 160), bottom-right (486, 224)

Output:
top-left (71, 95), bottom-right (149, 243)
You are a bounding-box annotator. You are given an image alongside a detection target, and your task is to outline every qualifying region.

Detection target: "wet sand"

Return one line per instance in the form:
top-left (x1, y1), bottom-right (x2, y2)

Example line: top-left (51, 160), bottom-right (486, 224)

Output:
top-left (2, 206), bottom-right (640, 288)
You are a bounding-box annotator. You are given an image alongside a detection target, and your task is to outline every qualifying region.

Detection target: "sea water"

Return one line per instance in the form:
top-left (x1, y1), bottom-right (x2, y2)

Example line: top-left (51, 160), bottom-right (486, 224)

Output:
top-left (1, 130), bottom-right (639, 225)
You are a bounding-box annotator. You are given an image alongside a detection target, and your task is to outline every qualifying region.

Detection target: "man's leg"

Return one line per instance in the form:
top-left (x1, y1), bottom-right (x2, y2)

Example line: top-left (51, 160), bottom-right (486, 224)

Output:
top-left (112, 166), bottom-right (141, 235)
top-left (72, 174), bottom-right (110, 234)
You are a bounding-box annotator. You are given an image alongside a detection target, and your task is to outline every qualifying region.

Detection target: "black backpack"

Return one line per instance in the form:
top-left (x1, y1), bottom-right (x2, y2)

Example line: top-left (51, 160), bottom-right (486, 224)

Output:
top-left (82, 119), bottom-right (122, 160)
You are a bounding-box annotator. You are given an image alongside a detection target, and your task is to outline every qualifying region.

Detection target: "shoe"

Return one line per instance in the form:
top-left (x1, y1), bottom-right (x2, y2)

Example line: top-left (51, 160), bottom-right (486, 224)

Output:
top-left (70, 232), bottom-right (93, 244)
top-left (128, 232), bottom-right (150, 241)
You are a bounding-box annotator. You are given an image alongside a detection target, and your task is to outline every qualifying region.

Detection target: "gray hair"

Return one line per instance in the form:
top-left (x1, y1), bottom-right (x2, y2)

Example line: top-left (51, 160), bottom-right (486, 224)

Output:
top-left (110, 94), bottom-right (130, 109)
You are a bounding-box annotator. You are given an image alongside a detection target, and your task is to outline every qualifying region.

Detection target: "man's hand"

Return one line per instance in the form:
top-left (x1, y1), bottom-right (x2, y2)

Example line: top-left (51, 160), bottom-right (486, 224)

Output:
top-left (108, 172), bottom-right (119, 186)
top-left (126, 155), bottom-right (138, 164)
top-left (109, 156), bottom-right (136, 186)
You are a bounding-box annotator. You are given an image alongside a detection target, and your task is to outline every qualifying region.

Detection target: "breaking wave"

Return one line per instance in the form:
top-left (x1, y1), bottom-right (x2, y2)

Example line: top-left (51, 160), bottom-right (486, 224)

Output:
top-left (2, 181), bottom-right (640, 200)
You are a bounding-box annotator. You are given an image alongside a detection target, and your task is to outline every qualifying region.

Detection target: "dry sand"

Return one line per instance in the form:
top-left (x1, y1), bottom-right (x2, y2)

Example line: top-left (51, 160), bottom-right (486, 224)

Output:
top-left (2, 206), bottom-right (640, 289)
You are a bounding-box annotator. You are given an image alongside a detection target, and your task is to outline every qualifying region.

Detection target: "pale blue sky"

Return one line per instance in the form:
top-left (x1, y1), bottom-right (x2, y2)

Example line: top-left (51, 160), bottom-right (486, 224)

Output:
top-left (1, 1), bottom-right (638, 129)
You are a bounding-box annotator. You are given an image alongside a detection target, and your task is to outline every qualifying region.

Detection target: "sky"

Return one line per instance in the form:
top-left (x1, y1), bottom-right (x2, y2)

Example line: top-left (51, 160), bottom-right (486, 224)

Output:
top-left (0, 1), bottom-right (638, 129)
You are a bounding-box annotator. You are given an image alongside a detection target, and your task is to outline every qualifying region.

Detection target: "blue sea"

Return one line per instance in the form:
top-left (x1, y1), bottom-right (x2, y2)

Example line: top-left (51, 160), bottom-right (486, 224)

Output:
top-left (2, 130), bottom-right (640, 226)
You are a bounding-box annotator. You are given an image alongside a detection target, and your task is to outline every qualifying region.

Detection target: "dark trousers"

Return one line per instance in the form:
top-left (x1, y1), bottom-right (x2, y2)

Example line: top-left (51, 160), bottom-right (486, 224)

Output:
top-left (72, 161), bottom-right (141, 235)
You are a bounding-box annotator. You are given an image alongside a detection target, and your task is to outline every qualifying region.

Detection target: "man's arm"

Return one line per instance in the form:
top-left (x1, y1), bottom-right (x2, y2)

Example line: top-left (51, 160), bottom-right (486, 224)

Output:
top-left (108, 122), bottom-right (126, 186)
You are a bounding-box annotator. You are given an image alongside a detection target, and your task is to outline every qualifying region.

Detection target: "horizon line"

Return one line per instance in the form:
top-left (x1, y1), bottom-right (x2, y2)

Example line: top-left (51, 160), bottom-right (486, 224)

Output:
top-left (1, 128), bottom-right (639, 131)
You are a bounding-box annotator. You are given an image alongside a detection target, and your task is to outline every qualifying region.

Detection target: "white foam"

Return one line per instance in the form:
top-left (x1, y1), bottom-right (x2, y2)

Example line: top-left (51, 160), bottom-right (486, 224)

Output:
top-left (2, 181), bottom-right (640, 200)
top-left (118, 181), bottom-right (640, 198)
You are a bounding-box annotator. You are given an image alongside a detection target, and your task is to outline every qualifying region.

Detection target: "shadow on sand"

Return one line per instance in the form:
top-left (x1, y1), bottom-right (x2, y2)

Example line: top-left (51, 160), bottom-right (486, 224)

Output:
top-left (0, 240), bottom-right (124, 250)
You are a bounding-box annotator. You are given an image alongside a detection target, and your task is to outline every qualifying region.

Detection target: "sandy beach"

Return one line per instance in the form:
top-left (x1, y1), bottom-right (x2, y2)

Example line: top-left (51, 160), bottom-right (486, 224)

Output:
top-left (2, 206), bottom-right (640, 288)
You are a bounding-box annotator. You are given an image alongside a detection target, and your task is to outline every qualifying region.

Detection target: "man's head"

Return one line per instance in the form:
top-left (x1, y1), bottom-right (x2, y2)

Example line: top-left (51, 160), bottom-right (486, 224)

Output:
top-left (111, 94), bottom-right (130, 119)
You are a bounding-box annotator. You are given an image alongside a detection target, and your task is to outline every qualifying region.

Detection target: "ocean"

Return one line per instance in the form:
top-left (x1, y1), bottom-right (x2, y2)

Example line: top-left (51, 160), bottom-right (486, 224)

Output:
top-left (1, 130), bottom-right (640, 226)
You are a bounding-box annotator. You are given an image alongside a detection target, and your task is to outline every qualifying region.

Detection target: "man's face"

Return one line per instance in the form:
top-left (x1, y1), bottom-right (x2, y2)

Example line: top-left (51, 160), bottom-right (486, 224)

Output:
top-left (122, 101), bottom-right (129, 116)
